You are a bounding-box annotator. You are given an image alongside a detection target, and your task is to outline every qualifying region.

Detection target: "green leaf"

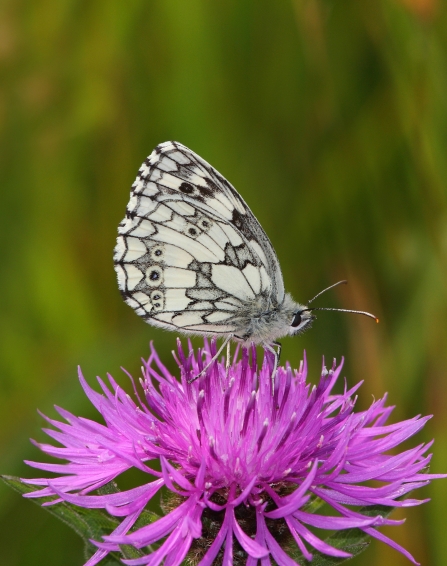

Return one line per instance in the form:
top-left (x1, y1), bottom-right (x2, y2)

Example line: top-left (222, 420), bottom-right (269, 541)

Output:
top-left (1, 476), bottom-right (403, 565)
top-left (1, 475), bottom-right (160, 564)
top-left (301, 493), bottom-right (326, 515)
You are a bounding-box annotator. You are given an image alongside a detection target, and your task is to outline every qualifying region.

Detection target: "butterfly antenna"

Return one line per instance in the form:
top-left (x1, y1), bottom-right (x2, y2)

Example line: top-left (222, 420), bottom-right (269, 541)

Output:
top-left (307, 280), bottom-right (348, 304)
top-left (307, 306), bottom-right (379, 323)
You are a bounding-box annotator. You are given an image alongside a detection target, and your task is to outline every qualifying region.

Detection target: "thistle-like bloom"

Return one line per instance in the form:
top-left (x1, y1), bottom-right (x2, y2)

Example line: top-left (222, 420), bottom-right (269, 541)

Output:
top-left (24, 341), bottom-right (444, 565)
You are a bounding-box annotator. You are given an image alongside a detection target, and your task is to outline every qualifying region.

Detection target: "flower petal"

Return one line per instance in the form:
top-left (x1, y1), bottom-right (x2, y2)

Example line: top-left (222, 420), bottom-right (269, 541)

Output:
top-left (107, 498), bottom-right (195, 548)
top-left (231, 507), bottom-right (269, 559)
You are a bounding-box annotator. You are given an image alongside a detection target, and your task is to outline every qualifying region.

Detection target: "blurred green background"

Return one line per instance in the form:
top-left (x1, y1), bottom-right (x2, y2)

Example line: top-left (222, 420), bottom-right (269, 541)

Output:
top-left (1, 0), bottom-right (447, 564)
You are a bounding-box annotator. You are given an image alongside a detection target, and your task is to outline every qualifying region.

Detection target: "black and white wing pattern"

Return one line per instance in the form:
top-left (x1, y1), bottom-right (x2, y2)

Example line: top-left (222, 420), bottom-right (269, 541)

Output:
top-left (114, 141), bottom-right (285, 338)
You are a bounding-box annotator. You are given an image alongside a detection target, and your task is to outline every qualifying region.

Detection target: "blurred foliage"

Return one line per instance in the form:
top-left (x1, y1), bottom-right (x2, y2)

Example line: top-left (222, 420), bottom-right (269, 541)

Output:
top-left (0, 0), bottom-right (446, 564)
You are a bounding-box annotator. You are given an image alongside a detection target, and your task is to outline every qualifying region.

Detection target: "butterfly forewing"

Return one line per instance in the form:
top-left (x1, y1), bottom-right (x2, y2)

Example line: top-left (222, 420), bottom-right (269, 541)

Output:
top-left (114, 141), bottom-right (285, 336)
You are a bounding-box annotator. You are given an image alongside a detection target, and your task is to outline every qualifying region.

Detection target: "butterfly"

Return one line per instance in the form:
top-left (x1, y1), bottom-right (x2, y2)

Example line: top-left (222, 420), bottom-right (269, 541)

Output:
top-left (114, 142), bottom-right (377, 378)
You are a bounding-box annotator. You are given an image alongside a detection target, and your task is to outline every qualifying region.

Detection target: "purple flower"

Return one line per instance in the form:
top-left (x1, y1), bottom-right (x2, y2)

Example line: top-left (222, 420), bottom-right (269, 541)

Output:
top-left (23, 340), bottom-right (444, 566)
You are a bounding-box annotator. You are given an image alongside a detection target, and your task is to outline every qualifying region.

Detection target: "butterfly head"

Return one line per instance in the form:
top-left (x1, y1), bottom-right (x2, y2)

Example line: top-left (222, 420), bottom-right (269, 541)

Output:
top-left (289, 308), bottom-right (314, 336)
top-left (282, 280), bottom-right (378, 339)
top-left (286, 281), bottom-right (378, 338)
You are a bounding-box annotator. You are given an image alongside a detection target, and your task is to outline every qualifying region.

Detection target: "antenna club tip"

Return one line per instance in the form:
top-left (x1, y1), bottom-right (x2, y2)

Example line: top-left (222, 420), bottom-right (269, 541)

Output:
top-left (375, 318), bottom-right (380, 324)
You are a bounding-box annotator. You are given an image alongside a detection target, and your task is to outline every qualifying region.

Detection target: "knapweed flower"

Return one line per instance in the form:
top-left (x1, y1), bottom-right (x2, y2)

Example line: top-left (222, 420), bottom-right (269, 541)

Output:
top-left (23, 340), bottom-right (444, 566)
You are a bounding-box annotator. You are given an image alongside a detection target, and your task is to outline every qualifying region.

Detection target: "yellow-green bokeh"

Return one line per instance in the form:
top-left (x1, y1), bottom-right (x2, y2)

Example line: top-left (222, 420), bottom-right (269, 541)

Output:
top-left (1, 1), bottom-right (446, 564)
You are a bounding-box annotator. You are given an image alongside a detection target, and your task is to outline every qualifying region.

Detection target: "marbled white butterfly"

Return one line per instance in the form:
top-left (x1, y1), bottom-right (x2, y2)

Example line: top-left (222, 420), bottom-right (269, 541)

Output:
top-left (114, 142), bottom-right (377, 378)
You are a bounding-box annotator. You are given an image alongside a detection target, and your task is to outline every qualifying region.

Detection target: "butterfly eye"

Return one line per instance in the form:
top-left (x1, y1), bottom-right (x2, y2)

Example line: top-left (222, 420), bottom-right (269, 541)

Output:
top-left (150, 245), bottom-right (165, 261)
top-left (146, 266), bottom-right (163, 287)
top-left (291, 312), bottom-right (302, 328)
top-left (150, 290), bottom-right (164, 311)
top-left (185, 223), bottom-right (201, 239)
top-left (198, 217), bottom-right (212, 231)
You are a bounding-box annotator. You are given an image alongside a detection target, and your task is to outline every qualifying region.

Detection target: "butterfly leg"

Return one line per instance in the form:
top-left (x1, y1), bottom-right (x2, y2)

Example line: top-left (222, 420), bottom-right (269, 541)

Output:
top-left (263, 341), bottom-right (282, 391)
top-left (273, 341), bottom-right (282, 365)
top-left (226, 340), bottom-right (231, 376)
top-left (188, 335), bottom-right (233, 384)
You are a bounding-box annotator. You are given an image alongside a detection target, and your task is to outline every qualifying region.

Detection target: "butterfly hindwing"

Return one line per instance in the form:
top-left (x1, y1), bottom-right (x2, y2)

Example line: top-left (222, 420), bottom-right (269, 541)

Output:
top-left (114, 142), bottom-right (285, 335)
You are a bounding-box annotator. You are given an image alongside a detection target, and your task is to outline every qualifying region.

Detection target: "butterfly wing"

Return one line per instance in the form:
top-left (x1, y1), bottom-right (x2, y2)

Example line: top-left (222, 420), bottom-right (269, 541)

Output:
top-left (114, 141), bottom-right (285, 336)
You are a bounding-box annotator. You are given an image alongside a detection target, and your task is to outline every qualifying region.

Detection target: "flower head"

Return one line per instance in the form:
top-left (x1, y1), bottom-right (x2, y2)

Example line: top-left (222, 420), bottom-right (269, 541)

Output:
top-left (24, 340), bottom-right (444, 565)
